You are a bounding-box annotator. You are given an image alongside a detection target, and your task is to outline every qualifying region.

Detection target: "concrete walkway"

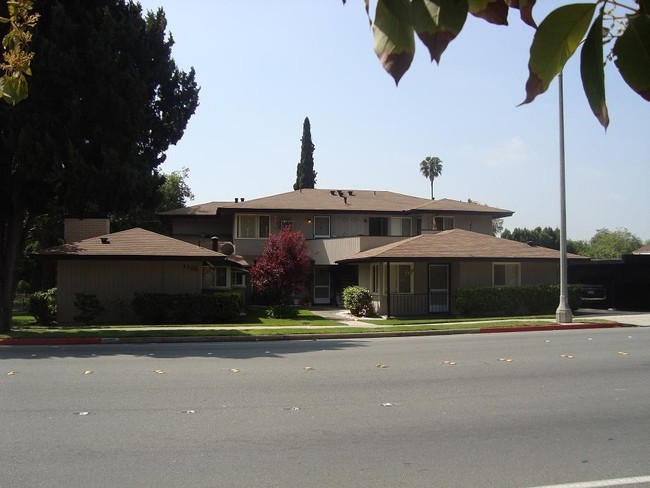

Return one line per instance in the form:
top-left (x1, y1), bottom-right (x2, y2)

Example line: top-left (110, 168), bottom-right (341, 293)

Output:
top-left (309, 306), bottom-right (650, 327)
top-left (573, 308), bottom-right (650, 326)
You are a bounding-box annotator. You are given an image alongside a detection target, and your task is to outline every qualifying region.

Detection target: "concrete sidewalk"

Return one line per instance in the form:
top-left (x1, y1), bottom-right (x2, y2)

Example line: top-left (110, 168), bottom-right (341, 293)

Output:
top-left (573, 308), bottom-right (650, 326)
top-left (309, 306), bottom-right (650, 327)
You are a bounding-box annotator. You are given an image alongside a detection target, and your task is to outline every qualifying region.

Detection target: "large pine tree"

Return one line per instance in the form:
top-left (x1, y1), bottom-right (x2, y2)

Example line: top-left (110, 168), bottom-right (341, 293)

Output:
top-left (293, 117), bottom-right (317, 190)
top-left (0, 0), bottom-right (199, 332)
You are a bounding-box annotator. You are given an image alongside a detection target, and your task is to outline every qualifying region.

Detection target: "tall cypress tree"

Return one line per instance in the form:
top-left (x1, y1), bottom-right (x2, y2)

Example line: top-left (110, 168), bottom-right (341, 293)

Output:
top-left (293, 117), bottom-right (317, 190)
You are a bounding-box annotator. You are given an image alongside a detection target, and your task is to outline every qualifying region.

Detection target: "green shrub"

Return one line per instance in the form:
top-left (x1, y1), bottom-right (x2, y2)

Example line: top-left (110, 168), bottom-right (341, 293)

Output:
top-left (132, 291), bottom-right (241, 324)
top-left (16, 280), bottom-right (31, 294)
top-left (453, 284), bottom-right (582, 317)
top-left (132, 293), bottom-right (168, 324)
top-left (342, 285), bottom-right (374, 316)
top-left (266, 305), bottom-right (299, 319)
top-left (73, 293), bottom-right (106, 325)
top-left (28, 288), bottom-right (57, 326)
top-left (200, 291), bottom-right (242, 323)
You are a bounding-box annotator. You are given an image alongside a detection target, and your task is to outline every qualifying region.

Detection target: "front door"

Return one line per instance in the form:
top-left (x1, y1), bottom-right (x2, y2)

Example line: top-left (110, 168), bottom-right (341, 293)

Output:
top-left (313, 266), bottom-right (330, 304)
top-left (428, 264), bottom-right (449, 313)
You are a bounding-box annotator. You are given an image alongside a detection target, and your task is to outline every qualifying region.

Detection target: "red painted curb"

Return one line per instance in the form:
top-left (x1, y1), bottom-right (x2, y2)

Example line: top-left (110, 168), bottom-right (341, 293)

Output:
top-left (480, 322), bottom-right (621, 333)
top-left (0, 338), bottom-right (102, 345)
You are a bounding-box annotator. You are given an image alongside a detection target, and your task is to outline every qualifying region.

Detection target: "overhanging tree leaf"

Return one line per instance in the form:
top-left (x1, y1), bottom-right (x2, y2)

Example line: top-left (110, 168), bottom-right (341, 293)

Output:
top-left (580, 13), bottom-right (609, 128)
top-left (521, 3), bottom-right (596, 105)
top-left (412, 0), bottom-right (468, 64)
top-left (373, 0), bottom-right (415, 84)
top-left (506, 0), bottom-right (537, 28)
top-left (468, 0), bottom-right (509, 26)
top-left (613, 13), bottom-right (650, 101)
top-left (640, 0), bottom-right (650, 14)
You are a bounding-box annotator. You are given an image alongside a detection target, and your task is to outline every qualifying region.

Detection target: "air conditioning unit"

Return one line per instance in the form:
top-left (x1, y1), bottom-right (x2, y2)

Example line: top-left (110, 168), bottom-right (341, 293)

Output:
top-left (221, 242), bottom-right (235, 255)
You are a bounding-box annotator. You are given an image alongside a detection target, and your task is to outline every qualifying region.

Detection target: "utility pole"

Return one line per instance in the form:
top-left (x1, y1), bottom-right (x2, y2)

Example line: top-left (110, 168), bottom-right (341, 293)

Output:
top-left (556, 71), bottom-right (573, 324)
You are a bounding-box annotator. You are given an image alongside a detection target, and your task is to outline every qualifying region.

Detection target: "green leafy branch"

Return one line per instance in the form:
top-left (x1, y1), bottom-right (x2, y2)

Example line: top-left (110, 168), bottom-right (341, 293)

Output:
top-left (0, 0), bottom-right (39, 105)
top-left (345, 0), bottom-right (650, 128)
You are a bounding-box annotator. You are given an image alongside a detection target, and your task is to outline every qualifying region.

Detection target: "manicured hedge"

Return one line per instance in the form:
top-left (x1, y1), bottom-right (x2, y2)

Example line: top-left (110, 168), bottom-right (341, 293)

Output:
top-left (132, 291), bottom-right (241, 324)
top-left (453, 285), bottom-right (582, 317)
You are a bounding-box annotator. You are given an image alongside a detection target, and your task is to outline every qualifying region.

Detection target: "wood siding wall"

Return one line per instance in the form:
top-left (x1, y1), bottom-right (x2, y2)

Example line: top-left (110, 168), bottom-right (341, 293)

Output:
top-left (57, 260), bottom-right (202, 324)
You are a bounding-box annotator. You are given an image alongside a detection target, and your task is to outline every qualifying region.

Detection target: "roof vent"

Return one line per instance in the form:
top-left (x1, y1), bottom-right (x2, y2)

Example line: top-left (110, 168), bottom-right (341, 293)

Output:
top-left (100, 237), bottom-right (109, 244)
top-left (235, 198), bottom-right (239, 203)
top-left (241, 197), bottom-right (245, 202)
top-left (527, 240), bottom-right (536, 247)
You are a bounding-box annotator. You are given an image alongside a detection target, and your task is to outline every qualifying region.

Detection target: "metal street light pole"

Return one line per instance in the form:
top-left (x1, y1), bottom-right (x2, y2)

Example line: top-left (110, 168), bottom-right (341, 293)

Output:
top-left (556, 71), bottom-right (573, 324)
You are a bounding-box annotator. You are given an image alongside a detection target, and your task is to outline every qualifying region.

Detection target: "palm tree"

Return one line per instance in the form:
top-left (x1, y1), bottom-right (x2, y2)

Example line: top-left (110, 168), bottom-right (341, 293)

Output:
top-left (419, 156), bottom-right (443, 200)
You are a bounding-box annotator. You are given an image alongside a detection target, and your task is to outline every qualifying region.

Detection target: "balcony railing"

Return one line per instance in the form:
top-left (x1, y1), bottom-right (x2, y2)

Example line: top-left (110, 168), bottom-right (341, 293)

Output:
top-left (387, 292), bottom-right (449, 317)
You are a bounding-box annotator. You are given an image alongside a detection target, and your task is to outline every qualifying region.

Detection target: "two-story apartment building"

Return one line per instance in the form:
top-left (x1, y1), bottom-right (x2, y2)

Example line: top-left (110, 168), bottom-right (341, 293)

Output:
top-left (159, 188), bottom-right (582, 315)
top-left (40, 188), bottom-right (584, 322)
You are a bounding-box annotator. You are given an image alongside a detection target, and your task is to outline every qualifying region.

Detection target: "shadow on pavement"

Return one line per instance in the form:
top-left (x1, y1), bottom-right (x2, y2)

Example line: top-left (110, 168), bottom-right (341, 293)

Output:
top-left (0, 338), bottom-right (370, 360)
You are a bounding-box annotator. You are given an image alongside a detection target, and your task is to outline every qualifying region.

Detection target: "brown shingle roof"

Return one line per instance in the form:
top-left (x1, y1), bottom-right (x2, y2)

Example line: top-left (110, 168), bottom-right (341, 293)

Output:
top-left (218, 189), bottom-right (426, 212)
top-left (338, 229), bottom-right (586, 262)
top-left (158, 201), bottom-right (231, 216)
top-left (198, 189), bottom-right (513, 216)
top-left (632, 245), bottom-right (650, 255)
top-left (37, 227), bottom-right (226, 260)
top-left (413, 198), bottom-right (513, 217)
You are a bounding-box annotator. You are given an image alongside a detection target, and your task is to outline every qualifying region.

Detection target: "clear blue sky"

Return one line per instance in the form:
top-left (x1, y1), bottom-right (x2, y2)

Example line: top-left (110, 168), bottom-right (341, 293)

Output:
top-left (137, 0), bottom-right (649, 242)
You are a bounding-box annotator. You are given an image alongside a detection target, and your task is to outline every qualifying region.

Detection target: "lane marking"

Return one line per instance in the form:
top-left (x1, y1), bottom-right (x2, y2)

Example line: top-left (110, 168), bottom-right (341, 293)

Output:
top-left (525, 476), bottom-right (650, 488)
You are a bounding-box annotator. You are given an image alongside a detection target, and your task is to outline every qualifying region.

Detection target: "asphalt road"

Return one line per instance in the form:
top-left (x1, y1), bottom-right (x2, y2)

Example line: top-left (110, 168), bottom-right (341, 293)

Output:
top-left (2, 329), bottom-right (650, 488)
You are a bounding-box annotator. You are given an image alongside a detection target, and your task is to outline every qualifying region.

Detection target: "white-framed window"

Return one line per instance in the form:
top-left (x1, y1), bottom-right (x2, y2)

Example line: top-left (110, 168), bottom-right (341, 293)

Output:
top-left (231, 270), bottom-right (246, 287)
top-left (370, 263), bottom-right (382, 294)
top-left (434, 216), bottom-right (454, 230)
top-left (314, 216), bottom-right (331, 238)
top-left (390, 263), bottom-right (413, 294)
top-left (203, 264), bottom-right (229, 288)
top-left (390, 217), bottom-right (412, 236)
top-left (236, 215), bottom-right (270, 239)
top-left (492, 262), bottom-right (521, 287)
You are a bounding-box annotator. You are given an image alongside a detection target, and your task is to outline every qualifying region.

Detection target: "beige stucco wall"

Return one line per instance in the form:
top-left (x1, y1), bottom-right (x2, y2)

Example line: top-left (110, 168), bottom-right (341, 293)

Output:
top-left (57, 260), bottom-right (202, 324)
top-left (169, 217), bottom-right (232, 241)
top-left (64, 218), bottom-right (110, 243)
top-left (459, 261), bottom-right (559, 288)
top-left (356, 259), bottom-right (560, 316)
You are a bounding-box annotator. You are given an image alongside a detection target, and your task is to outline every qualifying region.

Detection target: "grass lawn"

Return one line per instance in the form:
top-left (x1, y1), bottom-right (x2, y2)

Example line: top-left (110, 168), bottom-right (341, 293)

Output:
top-left (2, 309), bottom-right (610, 340)
top-left (359, 315), bottom-right (556, 326)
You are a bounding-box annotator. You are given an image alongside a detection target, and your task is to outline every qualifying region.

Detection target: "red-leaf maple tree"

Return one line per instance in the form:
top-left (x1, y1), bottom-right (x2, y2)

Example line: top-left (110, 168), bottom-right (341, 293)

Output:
top-left (250, 227), bottom-right (312, 305)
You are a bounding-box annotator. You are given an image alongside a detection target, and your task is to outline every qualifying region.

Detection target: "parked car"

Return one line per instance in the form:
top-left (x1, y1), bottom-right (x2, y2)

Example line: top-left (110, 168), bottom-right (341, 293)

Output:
top-left (580, 284), bottom-right (608, 308)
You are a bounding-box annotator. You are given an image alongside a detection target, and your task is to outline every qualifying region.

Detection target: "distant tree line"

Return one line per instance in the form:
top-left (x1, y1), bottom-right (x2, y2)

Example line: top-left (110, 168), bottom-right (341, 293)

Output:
top-left (501, 226), bottom-right (646, 259)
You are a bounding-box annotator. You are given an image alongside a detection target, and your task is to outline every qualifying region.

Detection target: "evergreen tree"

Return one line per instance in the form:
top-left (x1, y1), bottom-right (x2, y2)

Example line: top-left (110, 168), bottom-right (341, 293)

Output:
top-left (0, 0), bottom-right (199, 332)
top-left (293, 117), bottom-right (317, 190)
